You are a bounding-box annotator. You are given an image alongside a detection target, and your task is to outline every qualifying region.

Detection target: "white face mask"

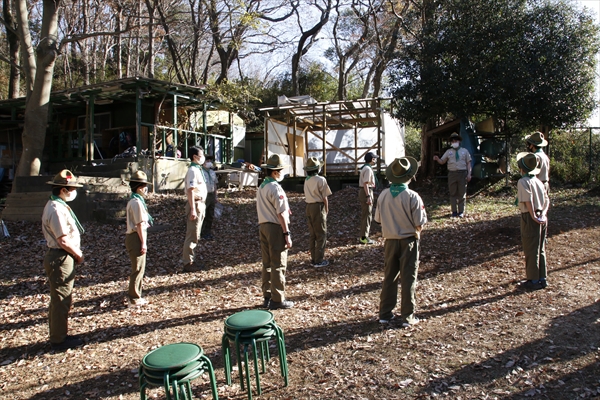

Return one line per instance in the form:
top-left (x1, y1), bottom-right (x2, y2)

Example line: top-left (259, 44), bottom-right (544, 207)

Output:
top-left (204, 162), bottom-right (213, 169)
top-left (451, 142), bottom-right (460, 149)
top-left (139, 186), bottom-right (148, 197)
top-left (64, 189), bottom-right (77, 202)
top-left (275, 172), bottom-right (284, 182)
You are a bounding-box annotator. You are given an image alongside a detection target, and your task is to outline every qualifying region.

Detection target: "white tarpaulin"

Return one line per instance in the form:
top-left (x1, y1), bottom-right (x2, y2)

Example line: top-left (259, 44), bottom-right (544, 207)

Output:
top-left (265, 111), bottom-right (405, 176)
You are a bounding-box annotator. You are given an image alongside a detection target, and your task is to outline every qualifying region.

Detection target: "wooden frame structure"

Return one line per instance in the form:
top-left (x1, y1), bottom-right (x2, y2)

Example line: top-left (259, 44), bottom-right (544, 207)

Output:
top-left (260, 98), bottom-right (394, 177)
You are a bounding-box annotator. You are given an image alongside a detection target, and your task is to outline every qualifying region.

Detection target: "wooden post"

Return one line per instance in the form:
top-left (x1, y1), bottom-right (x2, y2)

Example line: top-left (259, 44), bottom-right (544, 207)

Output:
top-left (322, 104), bottom-right (327, 176)
top-left (86, 94), bottom-right (95, 161)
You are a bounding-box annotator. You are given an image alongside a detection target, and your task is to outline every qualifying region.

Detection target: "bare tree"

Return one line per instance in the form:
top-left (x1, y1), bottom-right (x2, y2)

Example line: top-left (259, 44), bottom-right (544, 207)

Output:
top-left (14, 0), bottom-right (61, 177)
top-left (329, 0), bottom-right (372, 100)
top-left (204, 0), bottom-right (297, 84)
top-left (291, 0), bottom-right (333, 96)
top-left (2, 0), bottom-right (21, 98)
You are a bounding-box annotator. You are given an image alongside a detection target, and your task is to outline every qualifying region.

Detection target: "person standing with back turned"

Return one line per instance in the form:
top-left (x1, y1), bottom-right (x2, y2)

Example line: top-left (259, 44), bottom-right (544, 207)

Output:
top-left (257, 154), bottom-right (294, 310)
top-left (303, 157), bottom-right (332, 268)
top-left (433, 132), bottom-right (472, 217)
top-left (42, 170), bottom-right (85, 350)
top-left (516, 152), bottom-right (549, 290)
top-left (375, 157), bottom-right (427, 326)
top-left (125, 171), bottom-right (152, 307)
top-left (358, 152), bottom-right (378, 244)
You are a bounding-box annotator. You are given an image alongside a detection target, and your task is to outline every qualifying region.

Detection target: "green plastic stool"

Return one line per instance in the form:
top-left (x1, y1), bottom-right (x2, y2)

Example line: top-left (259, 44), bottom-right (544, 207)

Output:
top-left (222, 310), bottom-right (288, 400)
top-left (139, 342), bottom-right (218, 400)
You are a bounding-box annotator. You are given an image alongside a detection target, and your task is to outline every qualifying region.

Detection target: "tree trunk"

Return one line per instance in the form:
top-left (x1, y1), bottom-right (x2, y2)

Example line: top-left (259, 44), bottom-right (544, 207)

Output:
top-left (15, 0), bottom-right (36, 97)
top-left (15, 0), bottom-right (61, 178)
top-left (3, 0), bottom-right (21, 98)
top-left (291, 0), bottom-right (332, 96)
top-left (145, 0), bottom-right (155, 78)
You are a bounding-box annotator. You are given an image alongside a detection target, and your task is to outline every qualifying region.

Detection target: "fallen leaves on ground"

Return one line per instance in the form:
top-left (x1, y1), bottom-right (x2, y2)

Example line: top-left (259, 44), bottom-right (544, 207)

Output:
top-left (0, 184), bottom-right (599, 399)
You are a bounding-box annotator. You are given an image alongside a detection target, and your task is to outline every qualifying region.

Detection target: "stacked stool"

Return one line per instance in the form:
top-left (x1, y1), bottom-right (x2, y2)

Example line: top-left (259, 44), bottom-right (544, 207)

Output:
top-left (222, 310), bottom-right (288, 400)
top-left (139, 342), bottom-right (218, 400)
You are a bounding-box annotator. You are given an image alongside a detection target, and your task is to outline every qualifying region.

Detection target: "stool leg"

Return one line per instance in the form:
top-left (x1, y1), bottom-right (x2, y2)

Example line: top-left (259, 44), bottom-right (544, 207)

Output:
top-left (140, 381), bottom-right (147, 400)
top-left (183, 381), bottom-right (192, 400)
top-left (171, 378), bottom-right (180, 400)
top-left (161, 371), bottom-right (172, 400)
top-left (243, 343), bottom-right (252, 400)
top-left (275, 326), bottom-right (289, 386)
top-left (201, 355), bottom-right (219, 400)
top-left (251, 338), bottom-right (261, 395)
top-left (259, 341), bottom-right (266, 373)
top-left (235, 332), bottom-right (245, 390)
top-left (222, 334), bottom-right (232, 385)
top-left (139, 366), bottom-right (147, 400)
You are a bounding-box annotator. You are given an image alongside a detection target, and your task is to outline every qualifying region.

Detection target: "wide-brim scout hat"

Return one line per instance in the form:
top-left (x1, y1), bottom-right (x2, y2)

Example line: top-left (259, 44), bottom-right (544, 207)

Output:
top-left (386, 156), bottom-right (418, 184)
top-left (516, 152), bottom-right (541, 175)
top-left (304, 157), bottom-right (321, 171)
top-left (261, 154), bottom-right (288, 170)
top-left (46, 169), bottom-right (83, 187)
top-left (128, 170), bottom-right (152, 185)
top-left (449, 132), bottom-right (462, 141)
top-left (526, 131), bottom-right (548, 147)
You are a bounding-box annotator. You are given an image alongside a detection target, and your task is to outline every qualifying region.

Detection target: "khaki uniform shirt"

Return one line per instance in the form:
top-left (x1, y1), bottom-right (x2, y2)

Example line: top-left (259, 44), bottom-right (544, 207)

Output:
top-left (202, 168), bottom-right (218, 193)
top-left (304, 175), bottom-right (332, 203)
top-left (42, 200), bottom-right (81, 249)
top-left (126, 197), bottom-right (149, 234)
top-left (517, 176), bottom-right (548, 214)
top-left (536, 151), bottom-right (550, 182)
top-left (375, 189), bottom-right (427, 240)
top-left (440, 148), bottom-right (472, 171)
top-left (257, 181), bottom-right (290, 225)
top-left (185, 165), bottom-right (207, 201)
top-left (359, 165), bottom-right (375, 188)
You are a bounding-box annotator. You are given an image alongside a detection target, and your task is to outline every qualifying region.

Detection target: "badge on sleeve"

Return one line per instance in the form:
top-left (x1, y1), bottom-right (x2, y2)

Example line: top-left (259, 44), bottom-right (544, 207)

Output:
top-left (279, 195), bottom-right (284, 199)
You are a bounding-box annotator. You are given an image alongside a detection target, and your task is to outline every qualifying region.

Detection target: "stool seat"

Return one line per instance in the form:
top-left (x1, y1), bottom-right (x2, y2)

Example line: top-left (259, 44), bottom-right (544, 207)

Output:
top-left (222, 310), bottom-right (288, 400)
top-left (139, 343), bottom-right (218, 400)
top-left (143, 342), bottom-right (203, 371)
top-left (143, 360), bottom-right (204, 380)
top-left (225, 310), bottom-right (274, 330)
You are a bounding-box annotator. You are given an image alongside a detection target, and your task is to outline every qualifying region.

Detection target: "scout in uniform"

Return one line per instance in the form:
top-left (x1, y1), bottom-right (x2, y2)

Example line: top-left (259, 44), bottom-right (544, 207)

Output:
top-left (526, 131), bottom-right (550, 193)
top-left (358, 152), bottom-right (378, 244)
top-left (375, 157), bottom-right (427, 326)
top-left (201, 155), bottom-right (218, 240)
top-left (516, 152), bottom-right (549, 290)
top-left (182, 146), bottom-right (207, 272)
top-left (257, 154), bottom-right (294, 310)
top-left (303, 157), bottom-right (332, 267)
top-left (125, 171), bottom-right (153, 306)
top-left (433, 132), bottom-right (472, 217)
top-left (42, 170), bottom-right (85, 350)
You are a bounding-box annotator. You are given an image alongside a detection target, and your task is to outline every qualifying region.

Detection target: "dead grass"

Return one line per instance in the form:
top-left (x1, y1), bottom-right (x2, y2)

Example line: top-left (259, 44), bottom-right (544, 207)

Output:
top-left (0, 183), bottom-right (599, 400)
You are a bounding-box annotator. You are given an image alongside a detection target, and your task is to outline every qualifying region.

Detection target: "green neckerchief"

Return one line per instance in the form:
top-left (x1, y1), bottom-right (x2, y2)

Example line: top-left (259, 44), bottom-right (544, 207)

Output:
top-left (261, 176), bottom-right (277, 188)
top-left (535, 148), bottom-right (544, 154)
top-left (390, 183), bottom-right (409, 198)
top-left (202, 166), bottom-right (213, 185)
top-left (455, 147), bottom-right (461, 161)
top-left (131, 193), bottom-right (154, 226)
top-left (361, 163), bottom-right (379, 188)
top-left (190, 162), bottom-right (206, 184)
top-left (50, 195), bottom-right (85, 234)
top-left (305, 175), bottom-right (312, 182)
top-left (514, 174), bottom-right (536, 206)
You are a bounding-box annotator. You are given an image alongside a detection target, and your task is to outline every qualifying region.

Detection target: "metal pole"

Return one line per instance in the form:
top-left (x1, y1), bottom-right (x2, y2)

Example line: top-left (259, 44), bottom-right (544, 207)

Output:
top-left (590, 127), bottom-right (593, 179)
